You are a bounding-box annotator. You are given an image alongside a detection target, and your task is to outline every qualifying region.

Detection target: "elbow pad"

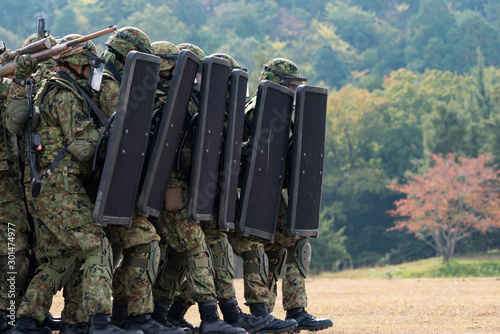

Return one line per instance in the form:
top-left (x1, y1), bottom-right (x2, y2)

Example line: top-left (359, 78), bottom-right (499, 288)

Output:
top-left (6, 98), bottom-right (29, 134)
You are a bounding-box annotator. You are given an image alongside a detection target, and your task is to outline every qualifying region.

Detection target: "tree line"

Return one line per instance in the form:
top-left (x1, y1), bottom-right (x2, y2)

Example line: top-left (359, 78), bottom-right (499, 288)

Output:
top-left (2, 0), bottom-right (500, 269)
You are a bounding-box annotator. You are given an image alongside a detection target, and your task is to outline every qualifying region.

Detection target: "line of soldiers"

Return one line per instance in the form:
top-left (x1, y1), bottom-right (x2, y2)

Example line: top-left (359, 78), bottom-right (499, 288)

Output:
top-left (0, 25), bottom-right (333, 334)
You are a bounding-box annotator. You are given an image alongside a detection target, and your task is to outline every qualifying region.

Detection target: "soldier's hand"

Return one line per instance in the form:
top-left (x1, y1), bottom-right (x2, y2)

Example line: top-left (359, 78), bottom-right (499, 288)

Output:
top-left (14, 54), bottom-right (38, 79)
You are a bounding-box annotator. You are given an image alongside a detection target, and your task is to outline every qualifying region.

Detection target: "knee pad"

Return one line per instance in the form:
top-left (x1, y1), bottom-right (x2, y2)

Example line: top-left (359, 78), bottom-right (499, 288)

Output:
top-left (128, 240), bottom-right (161, 285)
top-left (242, 247), bottom-right (268, 285)
top-left (40, 255), bottom-right (80, 292)
top-left (286, 238), bottom-right (311, 278)
top-left (79, 237), bottom-right (114, 280)
top-left (1, 251), bottom-right (29, 292)
top-left (209, 238), bottom-right (235, 279)
top-left (266, 248), bottom-right (287, 288)
top-left (185, 242), bottom-right (212, 271)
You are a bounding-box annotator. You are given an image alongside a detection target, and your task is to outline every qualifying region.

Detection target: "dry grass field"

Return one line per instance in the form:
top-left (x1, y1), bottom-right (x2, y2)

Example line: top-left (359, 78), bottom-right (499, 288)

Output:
top-left (49, 277), bottom-right (500, 333)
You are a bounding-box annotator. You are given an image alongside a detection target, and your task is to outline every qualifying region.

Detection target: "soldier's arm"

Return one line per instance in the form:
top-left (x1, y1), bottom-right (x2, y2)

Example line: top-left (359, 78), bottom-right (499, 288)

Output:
top-left (54, 90), bottom-right (100, 162)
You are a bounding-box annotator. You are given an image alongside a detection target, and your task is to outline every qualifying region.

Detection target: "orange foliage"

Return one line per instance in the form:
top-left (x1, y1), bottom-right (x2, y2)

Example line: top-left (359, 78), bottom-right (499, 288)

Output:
top-left (388, 154), bottom-right (500, 235)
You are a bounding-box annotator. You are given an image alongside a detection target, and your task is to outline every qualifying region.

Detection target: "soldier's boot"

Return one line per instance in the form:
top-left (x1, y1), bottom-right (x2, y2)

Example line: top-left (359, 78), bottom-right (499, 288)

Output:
top-left (122, 314), bottom-right (185, 334)
top-left (285, 308), bottom-right (333, 332)
top-left (198, 300), bottom-right (246, 334)
top-left (0, 310), bottom-right (11, 333)
top-left (40, 311), bottom-right (63, 331)
top-left (9, 317), bottom-right (52, 334)
top-left (249, 303), bottom-right (298, 334)
top-left (219, 297), bottom-right (273, 333)
top-left (152, 302), bottom-right (192, 334)
top-left (60, 322), bottom-right (91, 334)
top-left (89, 314), bottom-right (143, 334)
top-left (166, 301), bottom-right (195, 333)
top-left (111, 300), bottom-right (128, 327)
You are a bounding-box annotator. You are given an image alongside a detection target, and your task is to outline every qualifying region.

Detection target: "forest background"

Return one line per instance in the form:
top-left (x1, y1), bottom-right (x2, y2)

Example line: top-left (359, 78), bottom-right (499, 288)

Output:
top-left (2, 0), bottom-right (500, 272)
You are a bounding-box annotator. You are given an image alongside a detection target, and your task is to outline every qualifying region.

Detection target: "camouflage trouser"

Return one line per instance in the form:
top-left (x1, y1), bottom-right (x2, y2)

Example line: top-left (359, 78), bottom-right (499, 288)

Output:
top-left (153, 178), bottom-right (216, 305)
top-left (105, 215), bottom-right (160, 316)
top-left (175, 221), bottom-right (235, 305)
top-left (0, 200), bottom-right (29, 312)
top-left (230, 195), bottom-right (307, 312)
top-left (17, 173), bottom-right (112, 324)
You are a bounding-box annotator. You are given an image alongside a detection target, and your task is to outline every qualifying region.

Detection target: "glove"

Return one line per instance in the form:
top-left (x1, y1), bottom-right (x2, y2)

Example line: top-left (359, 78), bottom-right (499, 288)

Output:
top-left (14, 54), bottom-right (38, 80)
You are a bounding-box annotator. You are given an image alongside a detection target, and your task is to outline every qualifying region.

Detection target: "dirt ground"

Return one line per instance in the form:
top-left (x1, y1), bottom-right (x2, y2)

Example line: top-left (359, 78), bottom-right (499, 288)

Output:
top-left (49, 277), bottom-right (500, 333)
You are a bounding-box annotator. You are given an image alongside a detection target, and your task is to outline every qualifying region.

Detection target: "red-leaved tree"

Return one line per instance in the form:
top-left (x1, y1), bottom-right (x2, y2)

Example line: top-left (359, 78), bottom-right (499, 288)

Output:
top-left (387, 154), bottom-right (500, 262)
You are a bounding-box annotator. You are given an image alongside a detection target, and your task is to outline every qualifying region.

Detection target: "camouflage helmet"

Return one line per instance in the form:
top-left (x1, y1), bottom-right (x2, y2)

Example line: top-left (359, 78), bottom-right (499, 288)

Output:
top-left (209, 53), bottom-right (240, 69)
top-left (259, 58), bottom-right (307, 86)
top-left (152, 41), bottom-right (180, 72)
top-left (105, 26), bottom-right (152, 57)
top-left (57, 34), bottom-right (98, 66)
top-left (22, 33), bottom-right (57, 48)
top-left (177, 43), bottom-right (205, 61)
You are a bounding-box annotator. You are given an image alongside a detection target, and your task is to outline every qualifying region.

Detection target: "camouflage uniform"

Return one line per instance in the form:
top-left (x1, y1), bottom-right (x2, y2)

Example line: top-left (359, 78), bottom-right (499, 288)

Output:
top-left (0, 77), bottom-right (30, 333)
top-left (150, 45), bottom-right (245, 334)
top-left (232, 58), bottom-right (332, 333)
top-left (99, 28), bottom-right (185, 334)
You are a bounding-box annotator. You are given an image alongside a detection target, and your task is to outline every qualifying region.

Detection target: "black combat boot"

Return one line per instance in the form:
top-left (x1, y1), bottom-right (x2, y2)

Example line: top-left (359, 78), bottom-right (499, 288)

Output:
top-left (40, 311), bottom-right (63, 331)
top-left (152, 302), bottom-right (191, 334)
top-left (60, 322), bottom-right (90, 334)
top-left (198, 300), bottom-right (246, 334)
top-left (122, 314), bottom-right (185, 334)
top-left (89, 313), bottom-right (143, 334)
top-left (9, 317), bottom-right (52, 334)
top-left (249, 303), bottom-right (297, 334)
top-left (0, 310), bottom-right (11, 333)
top-left (111, 300), bottom-right (128, 327)
top-left (166, 301), bottom-right (195, 333)
top-left (285, 308), bottom-right (333, 332)
top-left (219, 297), bottom-right (273, 333)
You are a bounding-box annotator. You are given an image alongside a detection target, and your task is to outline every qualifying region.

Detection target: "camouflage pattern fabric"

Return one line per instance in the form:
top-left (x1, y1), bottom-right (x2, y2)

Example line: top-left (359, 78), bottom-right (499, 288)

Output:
top-left (153, 175), bottom-right (216, 305)
top-left (0, 78), bottom-right (30, 313)
top-left (173, 221), bottom-right (235, 306)
top-left (99, 75), bottom-right (161, 316)
top-left (16, 71), bottom-right (112, 323)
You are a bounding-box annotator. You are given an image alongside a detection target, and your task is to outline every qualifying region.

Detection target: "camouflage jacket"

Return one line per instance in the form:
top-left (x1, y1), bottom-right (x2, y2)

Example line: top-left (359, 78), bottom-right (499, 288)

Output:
top-left (33, 70), bottom-right (96, 177)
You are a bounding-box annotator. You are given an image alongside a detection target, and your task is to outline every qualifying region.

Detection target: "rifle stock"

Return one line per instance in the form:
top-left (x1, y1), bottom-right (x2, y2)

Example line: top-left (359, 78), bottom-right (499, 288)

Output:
top-left (0, 26), bottom-right (117, 77)
top-left (0, 38), bottom-right (52, 63)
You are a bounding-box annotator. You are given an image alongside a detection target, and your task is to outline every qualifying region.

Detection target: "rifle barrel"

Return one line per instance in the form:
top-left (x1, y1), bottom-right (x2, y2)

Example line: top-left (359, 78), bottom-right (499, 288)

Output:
top-left (0, 26), bottom-right (117, 78)
top-left (0, 38), bottom-right (52, 63)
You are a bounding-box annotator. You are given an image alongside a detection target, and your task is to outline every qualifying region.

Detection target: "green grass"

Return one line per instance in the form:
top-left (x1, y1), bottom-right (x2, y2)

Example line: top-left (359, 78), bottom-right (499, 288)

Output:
top-left (318, 250), bottom-right (500, 279)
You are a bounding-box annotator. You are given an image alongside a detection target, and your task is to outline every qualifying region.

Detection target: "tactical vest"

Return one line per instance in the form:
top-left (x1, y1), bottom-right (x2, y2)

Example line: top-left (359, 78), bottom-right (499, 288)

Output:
top-left (33, 75), bottom-right (91, 177)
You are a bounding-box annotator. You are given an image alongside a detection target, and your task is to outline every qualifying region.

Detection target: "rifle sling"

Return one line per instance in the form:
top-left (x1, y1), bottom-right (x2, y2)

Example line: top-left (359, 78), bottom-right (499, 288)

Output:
top-left (39, 143), bottom-right (69, 182)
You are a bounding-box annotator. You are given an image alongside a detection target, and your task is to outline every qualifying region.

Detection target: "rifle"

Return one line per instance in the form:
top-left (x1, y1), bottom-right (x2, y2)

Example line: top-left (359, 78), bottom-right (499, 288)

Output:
top-left (0, 26), bottom-right (117, 77)
top-left (25, 79), bottom-right (43, 197)
top-left (0, 38), bottom-right (52, 64)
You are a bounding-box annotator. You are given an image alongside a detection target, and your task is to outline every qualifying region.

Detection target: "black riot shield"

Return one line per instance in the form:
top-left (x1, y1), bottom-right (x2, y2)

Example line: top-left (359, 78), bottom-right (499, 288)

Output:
top-left (286, 85), bottom-right (328, 238)
top-left (187, 56), bottom-right (231, 222)
top-left (236, 81), bottom-right (295, 242)
top-left (93, 51), bottom-right (161, 227)
top-left (137, 50), bottom-right (199, 218)
top-left (217, 69), bottom-right (249, 231)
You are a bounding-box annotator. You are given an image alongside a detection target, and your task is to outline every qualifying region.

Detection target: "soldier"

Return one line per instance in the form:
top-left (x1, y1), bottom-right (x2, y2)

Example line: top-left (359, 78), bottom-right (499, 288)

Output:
top-left (150, 43), bottom-right (245, 334)
top-left (8, 34), bottom-right (141, 334)
top-left (162, 52), bottom-right (273, 334)
top-left (231, 58), bottom-right (333, 333)
top-left (1, 36), bottom-right (62, 333)
top-left (99, 27), bottom-right (183, 334)
top-left (0, 61), bottom-right (30, 334)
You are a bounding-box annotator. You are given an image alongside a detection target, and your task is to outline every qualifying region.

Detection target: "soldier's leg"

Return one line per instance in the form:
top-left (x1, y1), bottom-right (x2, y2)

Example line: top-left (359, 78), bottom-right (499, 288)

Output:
top-left (0, 197), bottom-right (29, 332)
top-left (229, 234), bottom-right (296, 334)
top-left (210, 228), bottom-right (272, 332)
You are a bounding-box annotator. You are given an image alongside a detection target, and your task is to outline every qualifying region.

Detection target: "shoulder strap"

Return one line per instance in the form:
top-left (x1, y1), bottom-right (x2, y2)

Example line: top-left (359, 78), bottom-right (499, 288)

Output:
top-left (57, 71), bottom-right (109, 127)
